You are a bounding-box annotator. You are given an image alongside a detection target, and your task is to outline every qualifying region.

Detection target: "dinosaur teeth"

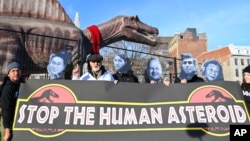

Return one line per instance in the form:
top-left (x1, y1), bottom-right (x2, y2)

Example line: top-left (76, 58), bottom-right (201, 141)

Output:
top-left (148, 34), bottom-right (157, 41)
top-left (137, 31), bottom-right (157, 41)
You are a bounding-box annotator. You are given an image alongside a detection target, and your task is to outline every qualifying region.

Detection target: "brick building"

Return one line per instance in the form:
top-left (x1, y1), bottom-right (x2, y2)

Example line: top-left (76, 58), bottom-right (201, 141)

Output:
top-left (168, 28), bottom-right (207, 80)
top-left (197, 44), bottom-right (250, 82)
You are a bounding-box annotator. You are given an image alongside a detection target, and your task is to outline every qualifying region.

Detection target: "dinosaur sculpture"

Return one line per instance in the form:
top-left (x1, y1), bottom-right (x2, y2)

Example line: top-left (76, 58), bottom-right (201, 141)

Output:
top-left (0, 0), bottom-right (158, 83)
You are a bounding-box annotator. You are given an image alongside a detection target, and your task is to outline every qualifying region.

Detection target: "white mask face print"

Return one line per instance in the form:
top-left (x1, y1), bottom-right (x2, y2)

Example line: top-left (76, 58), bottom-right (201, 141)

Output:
top-left (113, 55), bottom-right (126, 71)
top-left (206, 64), bottom-right (219, 81)
top-left (147, 57), bottom-right (162, 82)
top-left (179, 53), bottom-right (198, 80)
top-left (47, 49), bottom-right (72, 79)
top-left (113, 54), bottom-right (131, 74)
top-left (202, 59), bottom-right (224, 82)
top-left (49, 56), bottom-right (64, 74)
top-left (182, 58), bottom-right (195, 74)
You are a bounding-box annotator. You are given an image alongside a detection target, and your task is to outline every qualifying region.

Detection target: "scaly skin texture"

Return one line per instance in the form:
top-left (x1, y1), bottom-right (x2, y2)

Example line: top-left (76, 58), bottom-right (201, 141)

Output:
top-left (0, 0), bottom-right (158, 83)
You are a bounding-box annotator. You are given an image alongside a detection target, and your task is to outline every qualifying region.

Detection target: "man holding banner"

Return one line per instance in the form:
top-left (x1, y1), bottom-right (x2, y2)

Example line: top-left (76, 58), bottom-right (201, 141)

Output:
top-left (1, 62), bottom-right (22, 141)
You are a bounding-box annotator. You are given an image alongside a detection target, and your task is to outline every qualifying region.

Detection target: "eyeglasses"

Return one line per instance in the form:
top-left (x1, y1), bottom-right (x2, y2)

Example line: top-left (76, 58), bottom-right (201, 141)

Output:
top-left (183, 61), bottom-right (193, 65)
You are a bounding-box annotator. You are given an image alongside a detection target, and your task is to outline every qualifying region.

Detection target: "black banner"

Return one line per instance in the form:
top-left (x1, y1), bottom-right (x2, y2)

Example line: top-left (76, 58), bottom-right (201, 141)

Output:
top-left (13, 80), bottom-right (250, 141)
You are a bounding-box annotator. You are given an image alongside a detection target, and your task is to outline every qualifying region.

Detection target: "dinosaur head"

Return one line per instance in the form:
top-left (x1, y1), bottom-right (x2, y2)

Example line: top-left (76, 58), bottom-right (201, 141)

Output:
top-left (206, 90), bottom-right (216, 98)
top-left (98, 15), bottom-right (159, 47)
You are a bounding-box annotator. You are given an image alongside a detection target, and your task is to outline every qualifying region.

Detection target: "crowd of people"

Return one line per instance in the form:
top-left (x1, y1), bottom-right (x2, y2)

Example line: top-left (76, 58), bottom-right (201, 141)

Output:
top-left (44, 51), bottom-right (228, 85)
top-left (0, 52), bottom-right (250, 141)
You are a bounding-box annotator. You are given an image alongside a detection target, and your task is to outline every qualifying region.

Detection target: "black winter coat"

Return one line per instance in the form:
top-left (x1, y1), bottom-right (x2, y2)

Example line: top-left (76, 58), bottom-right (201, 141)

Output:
top-left (1, 79), bottom-right (20, 128)
top-left (174, 75), bottom-right (204, 83)
top-left (113, 70), bottom-right (139, 83)
top-left (241, 83), bottom-right (250, 114)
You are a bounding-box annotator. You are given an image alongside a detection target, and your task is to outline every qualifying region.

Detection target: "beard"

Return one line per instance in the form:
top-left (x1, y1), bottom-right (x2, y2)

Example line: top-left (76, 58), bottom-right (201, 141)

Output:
top-left (92, 66), bottom-right (101, 72)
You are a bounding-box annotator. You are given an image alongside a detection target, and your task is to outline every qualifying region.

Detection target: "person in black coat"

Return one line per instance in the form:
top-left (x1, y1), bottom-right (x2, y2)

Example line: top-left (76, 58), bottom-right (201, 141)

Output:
top-left (1, 61), bottom-right (22, 141)
top-left (241, 65), bottom-right (250, 115)
top-left (112, 54), bottom-right (139, 83)
top-left (174, 74), bottom-right (204, 83)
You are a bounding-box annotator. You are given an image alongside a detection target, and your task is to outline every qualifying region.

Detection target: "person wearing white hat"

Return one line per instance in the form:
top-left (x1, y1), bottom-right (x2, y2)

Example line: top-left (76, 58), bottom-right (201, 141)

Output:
top-left (1, 61), bottom-right (22, 141)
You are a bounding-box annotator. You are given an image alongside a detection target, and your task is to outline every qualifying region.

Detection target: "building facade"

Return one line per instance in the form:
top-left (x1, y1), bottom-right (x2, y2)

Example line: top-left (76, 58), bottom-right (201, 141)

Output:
top-left (168, 28), bottom-right (207, 81)
top-left (197, 44), bottom-right (250, 83)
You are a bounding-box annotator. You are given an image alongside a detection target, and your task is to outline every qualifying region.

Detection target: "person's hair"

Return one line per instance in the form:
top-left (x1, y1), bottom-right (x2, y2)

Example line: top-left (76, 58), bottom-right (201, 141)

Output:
top-left (181, 53), bottom-right (193, 61)
top-left (181, 53), bottom-right (198, 67)
top-left (114, 54), bottom-right (128, 62)
top-left (202, 59), bottom-right (224, 81)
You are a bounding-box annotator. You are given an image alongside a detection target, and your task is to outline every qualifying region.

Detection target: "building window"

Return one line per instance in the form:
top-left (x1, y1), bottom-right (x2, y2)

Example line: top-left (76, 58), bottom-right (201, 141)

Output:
top-left (248, 59), bottom-right (250, 65)
top-left (40, 76), bottom-right (46, 79)
top-left (234, 58), bottom-right (238, 65)
top-left (235, 69), bottom-right (239, 77)
top-left (241, 59), bottom-right (244, 66)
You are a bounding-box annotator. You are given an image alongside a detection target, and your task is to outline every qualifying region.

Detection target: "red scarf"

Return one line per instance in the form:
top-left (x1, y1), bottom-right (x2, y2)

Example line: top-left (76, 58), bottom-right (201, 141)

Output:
top-left (87, 25), bottom-right (101, 54)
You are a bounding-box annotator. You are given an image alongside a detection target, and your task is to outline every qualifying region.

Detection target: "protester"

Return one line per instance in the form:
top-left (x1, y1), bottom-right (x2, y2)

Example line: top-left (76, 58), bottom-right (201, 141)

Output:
top-left (145, 57), bottom-right (163, 84)
top-left (241, 65), bottom-right (250, 114)
top-left (1, 61), bottom-right (22, 141)
top-left (174, 53), bottom-right (204, 83)
top-left (72, 54), bottom-right (115, 81)
top-left (202, 59), bottom-right (224, 82)
top-left (47, 49), bottom-right (72, 80)
top-left (112, 54), bottom-right (139, 83)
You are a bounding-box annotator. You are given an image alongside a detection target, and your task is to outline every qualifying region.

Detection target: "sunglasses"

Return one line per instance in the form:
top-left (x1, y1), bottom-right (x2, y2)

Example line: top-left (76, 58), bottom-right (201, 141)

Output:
top-left (183, 61), bottom-right (193, 65)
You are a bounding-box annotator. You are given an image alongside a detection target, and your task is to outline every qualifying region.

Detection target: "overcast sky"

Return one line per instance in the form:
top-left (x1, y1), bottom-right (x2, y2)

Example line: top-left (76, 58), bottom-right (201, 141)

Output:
top-left (58, 0), bottom-right (250, 51)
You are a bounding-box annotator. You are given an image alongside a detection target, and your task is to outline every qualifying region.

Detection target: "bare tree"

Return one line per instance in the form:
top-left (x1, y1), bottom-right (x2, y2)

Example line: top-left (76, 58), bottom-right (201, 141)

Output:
top-left (100, 41), bottom-right (150, 80)
top-left (101, 41), bottom-right (149, 58)
top-left (100, 40), bottom-right (171, 83)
